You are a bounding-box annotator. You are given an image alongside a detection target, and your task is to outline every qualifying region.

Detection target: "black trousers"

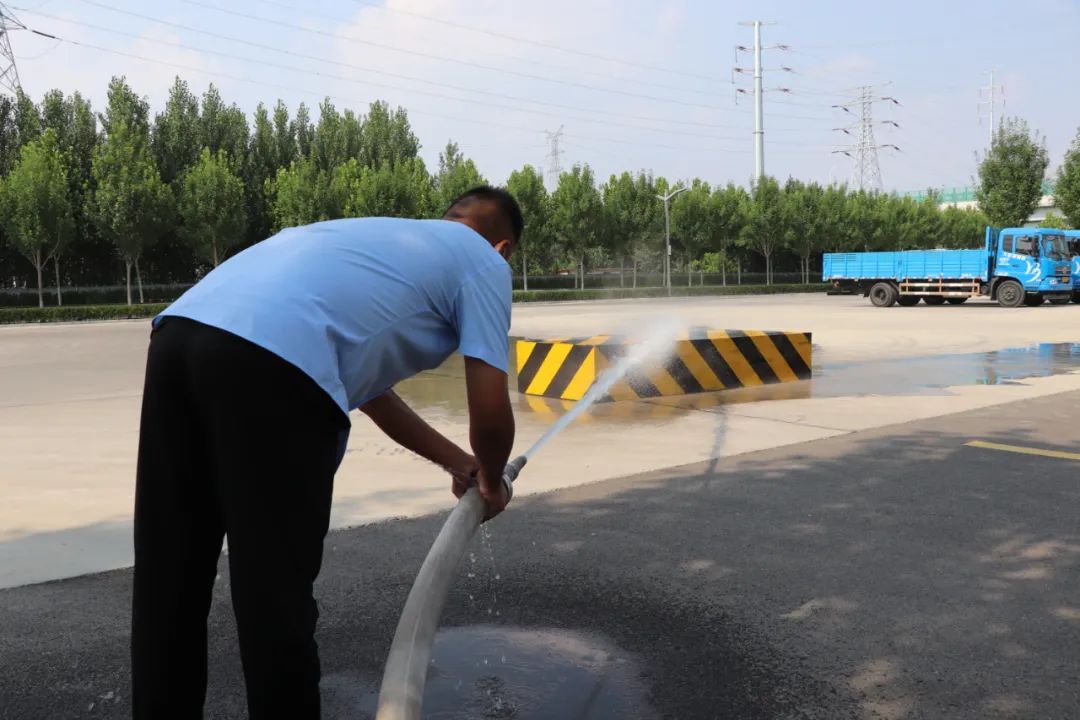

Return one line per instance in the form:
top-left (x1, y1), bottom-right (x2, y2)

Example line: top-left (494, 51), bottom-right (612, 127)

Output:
top-left (132, 317), bottom-right (350, 719)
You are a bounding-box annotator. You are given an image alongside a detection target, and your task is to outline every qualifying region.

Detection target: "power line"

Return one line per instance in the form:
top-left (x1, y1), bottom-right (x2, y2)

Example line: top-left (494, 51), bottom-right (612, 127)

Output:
top-left (18, 9), bottom-right (770, 145)
top-left (333, 0), bottom-right (726, 83)
top-left (179, 0), bottom-right (729, 112)
top-left (38, 3), bottom-right (751, 135)
top-left (11, 20), bottom-right (796, 157)
top-left (258, 0), bottom-right (715, 98)
top-left (21, 4), bottom-right (851, 156)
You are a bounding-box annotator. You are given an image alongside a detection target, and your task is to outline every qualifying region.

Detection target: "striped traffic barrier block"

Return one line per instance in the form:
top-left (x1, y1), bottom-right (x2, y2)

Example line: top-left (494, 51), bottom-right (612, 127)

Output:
top-left (515, 329), bottom-right (812, 401)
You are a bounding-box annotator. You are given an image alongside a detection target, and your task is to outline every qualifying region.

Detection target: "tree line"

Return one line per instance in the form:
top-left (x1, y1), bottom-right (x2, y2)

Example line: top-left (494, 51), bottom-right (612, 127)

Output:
top-left (3, 75), bottom-right (1077, 306)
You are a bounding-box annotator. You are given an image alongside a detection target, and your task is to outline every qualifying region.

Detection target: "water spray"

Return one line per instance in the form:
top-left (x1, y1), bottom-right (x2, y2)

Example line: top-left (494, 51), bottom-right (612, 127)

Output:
top-left (375, 322), bottom-right (680, 720)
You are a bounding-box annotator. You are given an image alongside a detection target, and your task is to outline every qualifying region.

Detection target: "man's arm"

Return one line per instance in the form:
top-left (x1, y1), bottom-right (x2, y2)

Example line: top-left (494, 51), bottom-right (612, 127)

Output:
top-left (359, 391), bottom-right (475, 482)
top-left (465, 356), bottom-right (515, 518)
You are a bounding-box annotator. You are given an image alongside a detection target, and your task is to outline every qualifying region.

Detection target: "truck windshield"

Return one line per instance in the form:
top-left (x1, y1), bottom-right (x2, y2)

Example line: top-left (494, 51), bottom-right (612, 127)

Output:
top-left (1042, 234), bottom-right (1068, 260)
top-left (1068, 239), bottom-right (1080, 257)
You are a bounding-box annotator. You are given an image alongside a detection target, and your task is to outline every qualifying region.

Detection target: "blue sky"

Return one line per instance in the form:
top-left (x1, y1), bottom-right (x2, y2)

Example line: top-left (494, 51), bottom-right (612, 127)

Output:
top-left (9, 0), bottom-right (1080, 193)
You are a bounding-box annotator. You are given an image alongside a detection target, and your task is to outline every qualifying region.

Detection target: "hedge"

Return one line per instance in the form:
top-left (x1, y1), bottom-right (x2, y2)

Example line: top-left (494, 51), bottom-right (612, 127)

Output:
top-left (0, 285), bottom-right (827, 324)
top-left (511, 283), bottom-right (826, 303)
top-left (0, 303), bottom-right (168, 324)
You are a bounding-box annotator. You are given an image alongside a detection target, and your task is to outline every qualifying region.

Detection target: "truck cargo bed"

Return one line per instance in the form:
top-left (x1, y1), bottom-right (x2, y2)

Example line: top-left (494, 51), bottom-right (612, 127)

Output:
top-left (823, 250), bottom-right (989, 282)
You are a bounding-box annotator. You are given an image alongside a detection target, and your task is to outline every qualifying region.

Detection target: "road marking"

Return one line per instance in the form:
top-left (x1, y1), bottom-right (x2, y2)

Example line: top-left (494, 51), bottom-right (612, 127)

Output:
top-left (965, 440), bottom-right (1080, 462)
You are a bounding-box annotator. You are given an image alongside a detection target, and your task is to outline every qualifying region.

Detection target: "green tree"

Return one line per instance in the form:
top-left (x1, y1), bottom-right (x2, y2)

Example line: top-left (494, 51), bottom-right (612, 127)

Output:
top-left (14, 88), bottom-right (40, 147)
top-left (551, 164), bottom-right (601, 289)
top-left (88, 117), bottom-right (174, 305)
top-left (311, 98), bottom-right (346, 173)
top-left (434, 141), bottom-right (485, 210)
top-left (358, 101), bottom-right (420, 169)
top-left (98, 76), bottom-right (149, 138)
top-left (1038, 212), bottom-right (1070, 229)
top-left (0, 130), bottom-right (75, 307)
top-left (1055, 129), bottom-right (1080, 228)
top-left (671, 178), bottom-right (715, 285)
top-left (602, 171), bottom-right (660, 287)
top-left (741, 176), bottom-right (785, 284)
top-left (179, 148), bottom-right (247, 267)
top-left (151, 77), bottom-right (201, 185)
top-left (506, 164), bottom-right (550, 288)
top-left (976, 117), bottom-right (1049, 227)
top-left (273, 100), bottom-right (296, 168)
top-left (332, 157), bottom-right (433, 219)
top-left (39, 89), bottom-right (100, 286)
top-left (199, 84), bottom-right (248, 161)
top-left (0, 95), bottom-right (19, 176)
top-left (245, 103), bottom-right (278, 243)
top-left (292, 102), bottom-right (313, 158)
top-left (781, 180), bottom-right (830, 284)
top-left (267, 157), bottom-right (333, 230)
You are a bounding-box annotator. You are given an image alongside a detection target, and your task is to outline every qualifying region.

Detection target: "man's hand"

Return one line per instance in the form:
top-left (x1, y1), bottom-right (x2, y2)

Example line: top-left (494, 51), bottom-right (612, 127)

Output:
top-left (449, 453), bottom-right (479, 499)
top-left (476, 469), bottom-right (510, 521)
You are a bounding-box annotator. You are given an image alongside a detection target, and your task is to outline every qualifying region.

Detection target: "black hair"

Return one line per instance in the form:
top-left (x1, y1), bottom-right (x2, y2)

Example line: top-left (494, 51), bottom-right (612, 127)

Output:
top-left (445, 185), bottom-right (525, 243)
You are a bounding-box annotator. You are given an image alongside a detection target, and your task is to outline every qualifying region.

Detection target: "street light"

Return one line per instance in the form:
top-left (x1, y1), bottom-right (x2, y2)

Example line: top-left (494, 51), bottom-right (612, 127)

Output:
top-left (657, 185), bottom-right (689, 295)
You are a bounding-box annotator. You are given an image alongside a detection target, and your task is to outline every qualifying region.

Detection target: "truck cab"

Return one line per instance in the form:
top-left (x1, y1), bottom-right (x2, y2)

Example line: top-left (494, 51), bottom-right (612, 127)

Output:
top-left (986, 227), bottom-right (1073, 304)
top-left (1065, 230), bottom-right (1080, 303)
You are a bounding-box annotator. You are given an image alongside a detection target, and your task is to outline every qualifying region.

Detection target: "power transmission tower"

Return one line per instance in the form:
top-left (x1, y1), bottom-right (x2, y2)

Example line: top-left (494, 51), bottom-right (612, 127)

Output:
top-left (733, 21), bottom-right (791, 180)
top-left (831, 85), bottom-right (900, 192)
top-left (0, 2), bottom-right (23, 95)
top-left (978, 70), bottom-right (1004, 147)
top-left (543, 125), bottom-right (564, 189)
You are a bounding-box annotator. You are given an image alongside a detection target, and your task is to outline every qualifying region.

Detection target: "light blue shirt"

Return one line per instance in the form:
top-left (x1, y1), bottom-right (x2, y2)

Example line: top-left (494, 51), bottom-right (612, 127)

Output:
top-left (160, 217), bottom-right (512, 416)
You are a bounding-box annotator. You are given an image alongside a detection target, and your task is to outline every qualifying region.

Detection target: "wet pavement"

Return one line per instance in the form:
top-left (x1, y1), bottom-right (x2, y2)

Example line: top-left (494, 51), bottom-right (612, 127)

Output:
top-left (334, 626), bottom-right (653, 719)
top-left (395, 341), bottom-right (1080, 429)
top-left (4, 391), bottom-right (1079, 719)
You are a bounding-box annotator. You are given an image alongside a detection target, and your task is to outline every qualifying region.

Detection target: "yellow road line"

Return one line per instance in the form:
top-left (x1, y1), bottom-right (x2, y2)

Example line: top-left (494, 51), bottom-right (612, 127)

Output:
top-left (965, 440), bottom-right (1080, 462)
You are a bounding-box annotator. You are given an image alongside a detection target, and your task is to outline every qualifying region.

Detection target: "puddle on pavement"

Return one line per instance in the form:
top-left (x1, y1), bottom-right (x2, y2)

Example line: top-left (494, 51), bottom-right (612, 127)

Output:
top-left (811, 342), bottom-right (1080, 397)
top-left (394, 342), bottom-right (1080, 425)
top-left (329, 625), bottom-right (652, 719)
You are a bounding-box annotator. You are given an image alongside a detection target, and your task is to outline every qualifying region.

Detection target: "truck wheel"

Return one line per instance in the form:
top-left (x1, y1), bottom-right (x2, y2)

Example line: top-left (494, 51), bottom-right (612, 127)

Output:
top-left (869, 282), bottom-right (897, 307)
top-left (1049, 297), bottom-right (1070, 305)
top-left (924, 296), bottom-right (946, 306)
top-left (1024, 296), bottom-right (1045, 307)
top-left (946, 298), bottom-right (968, 305)
top-left (896, 296), bottom-right (919, 306)
top-left (996, 280), bottom-right (1024, 308)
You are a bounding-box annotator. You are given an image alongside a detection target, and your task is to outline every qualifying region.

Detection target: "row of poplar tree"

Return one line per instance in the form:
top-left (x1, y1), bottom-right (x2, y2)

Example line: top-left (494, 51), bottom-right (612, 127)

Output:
top-left (6, 75), bottom-right (1068, 307)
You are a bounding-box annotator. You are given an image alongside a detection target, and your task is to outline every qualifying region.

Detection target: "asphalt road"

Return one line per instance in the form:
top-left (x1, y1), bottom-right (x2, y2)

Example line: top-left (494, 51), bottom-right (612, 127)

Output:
top-left (2, 391), bottom-right (1079, 719)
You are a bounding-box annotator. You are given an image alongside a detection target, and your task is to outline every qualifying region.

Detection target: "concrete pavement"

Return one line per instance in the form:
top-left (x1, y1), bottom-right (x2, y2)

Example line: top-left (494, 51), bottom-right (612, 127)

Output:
top-left (3, 295), bottom-right (1080, 587)
top-left (2, 391), bottom-right (1078, 718)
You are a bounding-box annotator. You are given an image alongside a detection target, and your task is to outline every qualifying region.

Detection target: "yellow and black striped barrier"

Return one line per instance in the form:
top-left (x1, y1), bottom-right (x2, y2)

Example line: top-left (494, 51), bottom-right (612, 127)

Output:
top-left (515, 329), bottom-right (812, 401)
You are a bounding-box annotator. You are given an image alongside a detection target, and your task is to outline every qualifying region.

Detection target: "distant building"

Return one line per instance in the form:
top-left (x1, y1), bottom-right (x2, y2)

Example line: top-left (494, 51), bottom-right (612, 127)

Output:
top-left (902, 181), bottom-right (1059, 226)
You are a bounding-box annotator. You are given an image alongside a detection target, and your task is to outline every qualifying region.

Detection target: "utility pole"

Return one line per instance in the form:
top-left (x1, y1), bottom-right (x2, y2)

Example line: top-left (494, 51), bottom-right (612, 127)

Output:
top-left (751, 21), bottom-right (763, 179)
top-left (543, 125), bottom-right (564, 190)
top-left (831, 85), bottom-right (900, 192)
top-left (0, 2), bottom-right (24, 95)
top-left (734, 21), bottom-right (788, 181)
top-left (657, 185), bottom-right (688, 296)
top-left (979, 70), bottom-right (1004, 147)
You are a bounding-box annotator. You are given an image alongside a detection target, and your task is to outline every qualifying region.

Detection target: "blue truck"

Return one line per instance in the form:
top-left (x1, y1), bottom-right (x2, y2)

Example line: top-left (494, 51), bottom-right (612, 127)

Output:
top-left (823, 227), bottom-right (1073, 307)
top-left (1066, 230), bottom-right (1080, 303)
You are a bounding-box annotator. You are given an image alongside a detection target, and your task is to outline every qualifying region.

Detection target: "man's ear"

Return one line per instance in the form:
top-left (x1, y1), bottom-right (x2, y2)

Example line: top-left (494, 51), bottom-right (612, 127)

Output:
top-left (493, 239), bottom-right (511, 259)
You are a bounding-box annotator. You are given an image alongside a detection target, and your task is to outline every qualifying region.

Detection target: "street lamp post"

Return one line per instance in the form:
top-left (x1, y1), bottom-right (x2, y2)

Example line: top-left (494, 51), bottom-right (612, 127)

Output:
top-left (657, 186), bottom-right (689, 296)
